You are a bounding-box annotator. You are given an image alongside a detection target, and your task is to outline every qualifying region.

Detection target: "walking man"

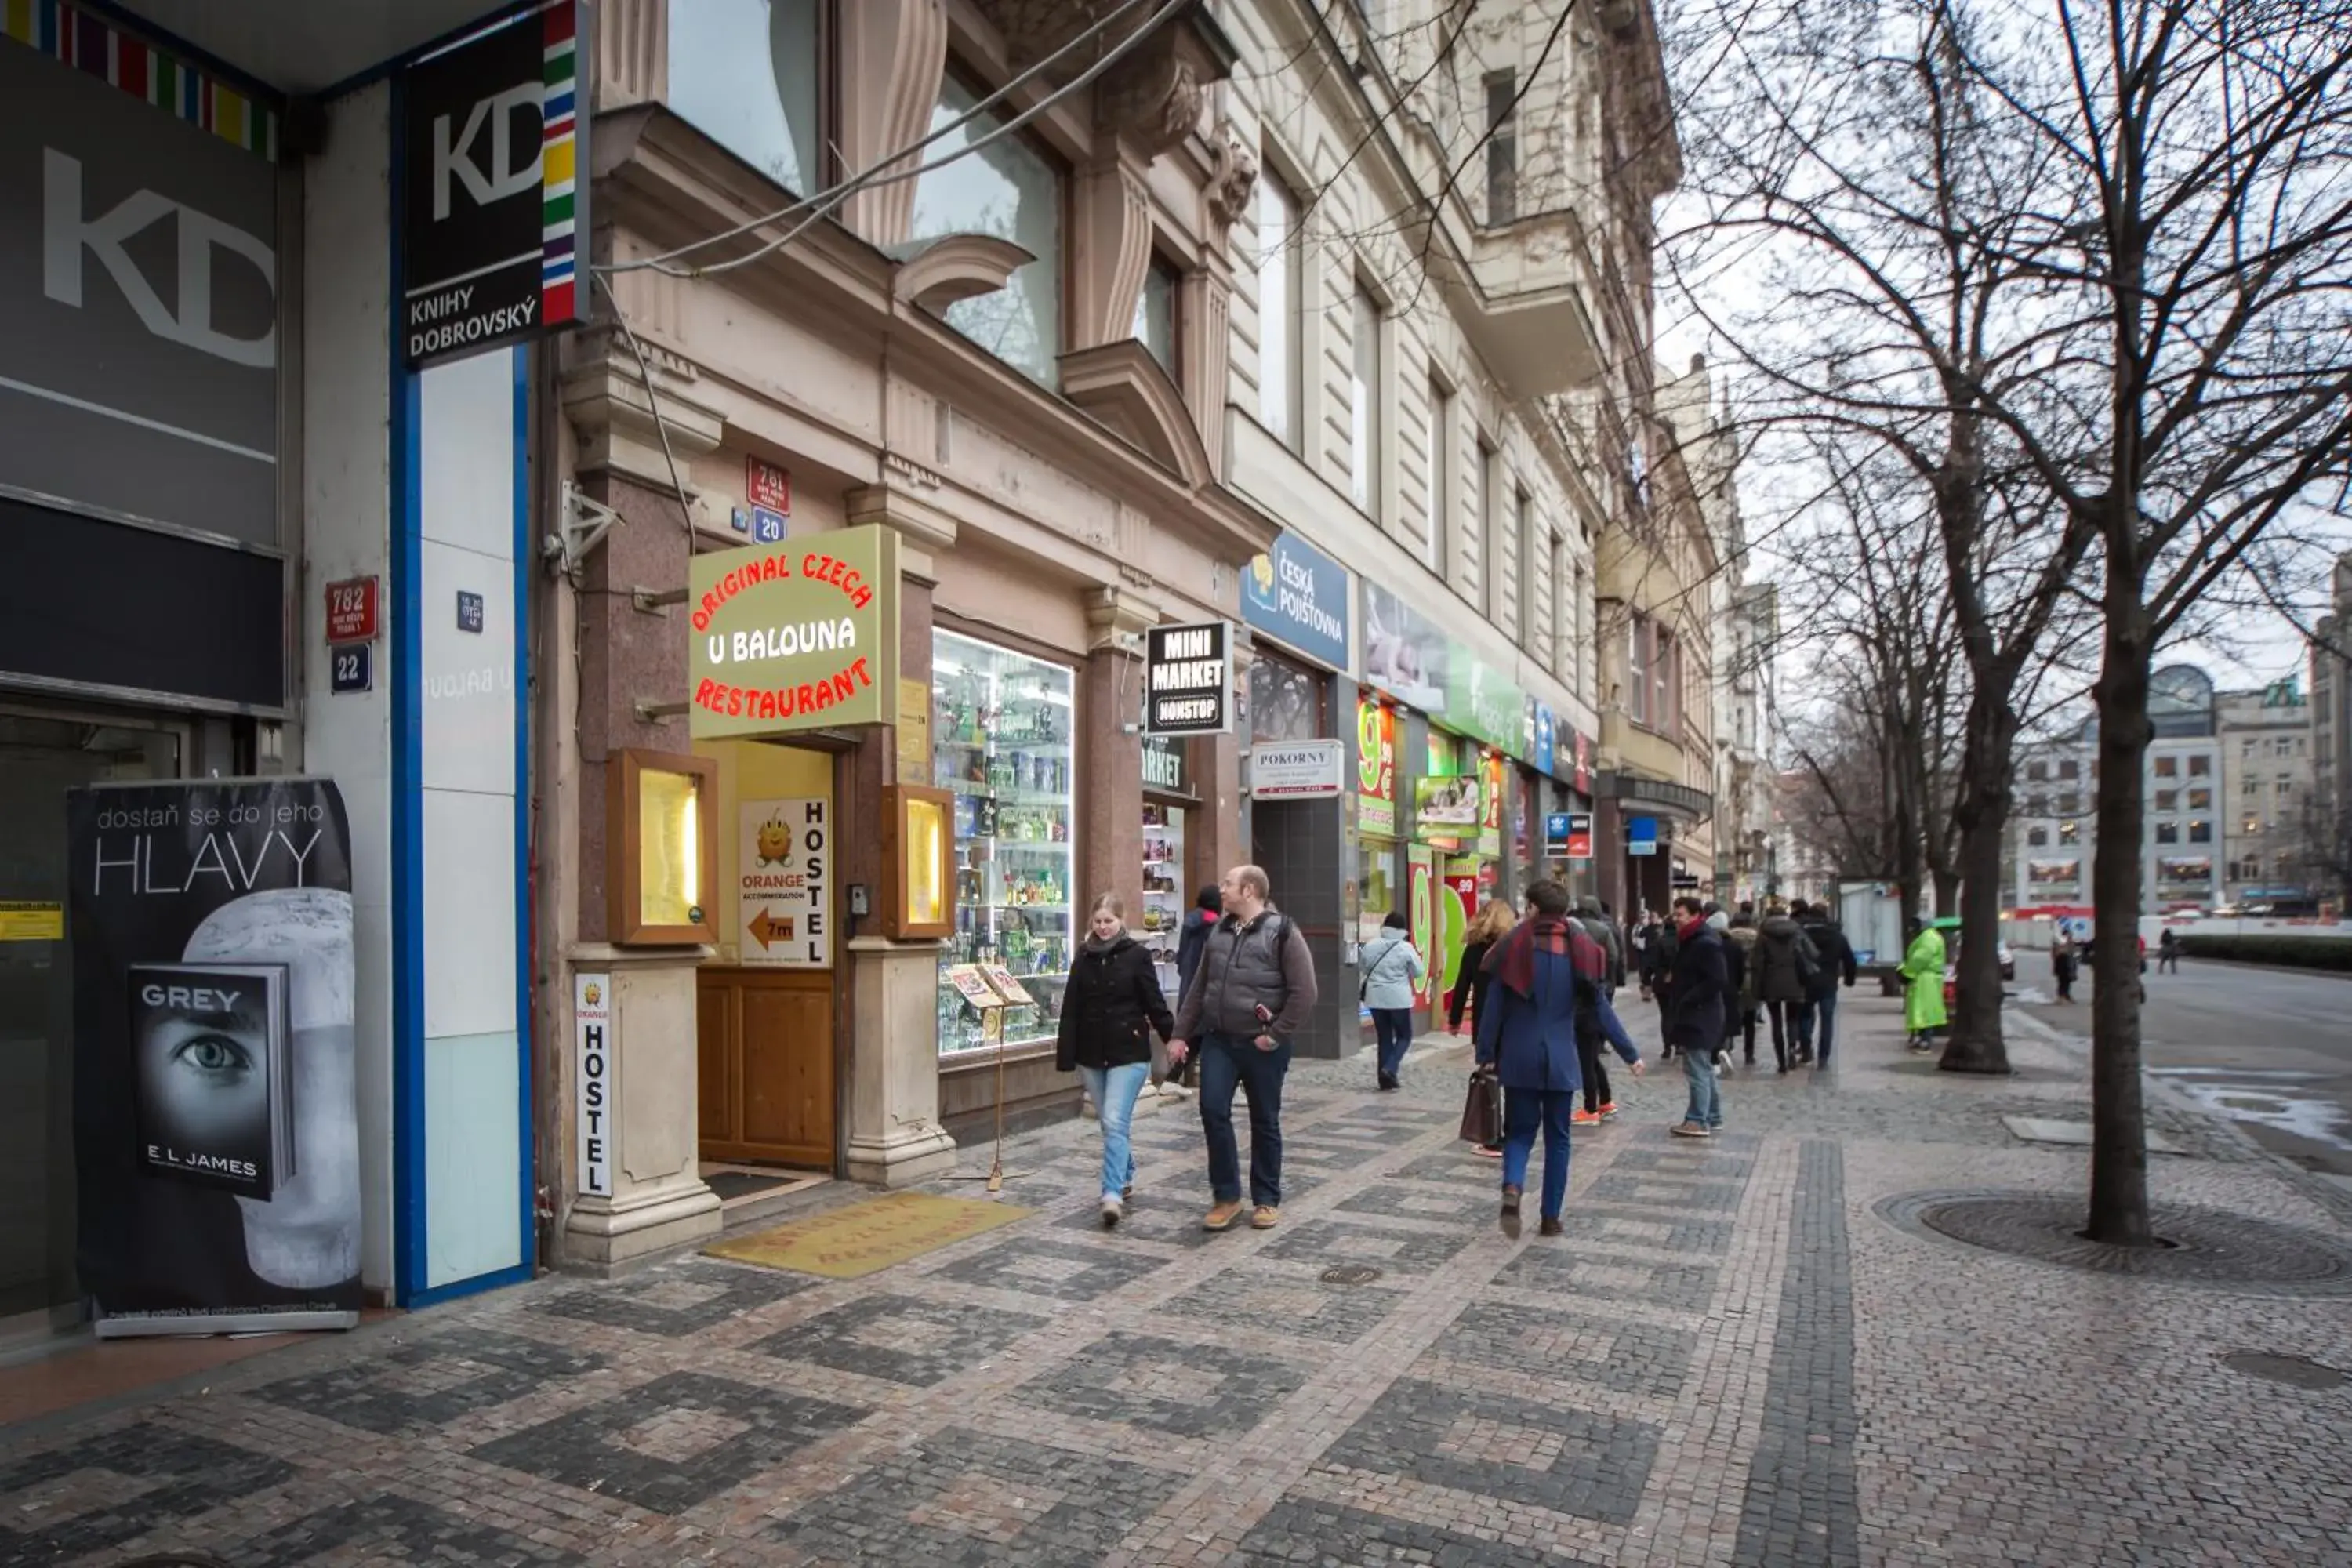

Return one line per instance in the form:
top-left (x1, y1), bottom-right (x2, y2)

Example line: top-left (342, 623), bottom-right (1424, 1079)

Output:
top-left (1794, 898), bottom-right (1860, 1067)
top-left (1167, 865), bottom-right (1319, 1232)
top-left (1666, 896), bottom-right (1730, 1137)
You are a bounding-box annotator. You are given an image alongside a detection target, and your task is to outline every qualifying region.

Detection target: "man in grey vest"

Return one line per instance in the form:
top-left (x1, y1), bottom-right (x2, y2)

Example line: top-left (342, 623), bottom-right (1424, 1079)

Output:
top-left (1168, 864), bottom-right (1319, 1232)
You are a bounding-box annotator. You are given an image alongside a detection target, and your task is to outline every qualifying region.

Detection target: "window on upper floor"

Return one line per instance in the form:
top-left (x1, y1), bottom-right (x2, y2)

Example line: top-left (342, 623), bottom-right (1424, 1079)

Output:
top-left (1484, 69), bottom-right (1519, 223)
top-left (2156, 820), bottom-right (2180, 844)
top-left (2189, 753), bottom-right (2212, 776)
top-left (2058, 759), bottom-right (2080, 781)
top-left (2244, 776), bottom-right (2261, 797)
top-left (2028, 826), bottom-right (2049, 847)
top-left (2155, 755), bottom-right (2179, 778)
top-left (2027, 760), bottom-right (2049, 782)
top-left (2026, 793), bottom-right (2049, 817)
top-left (2243, 814), bottom-right (2263, 835)
top-left (2189, 818), bottom-right (2212, 844)
top-left (2187, 786), bottom-right (2212, 811)
top-left (1475, 437), bottom-right (1499, 614)
top-left (1569, 562), bottom-right (1588, 699)
top-left (908, 71), bottom-right (1064, 386)
top-left (2278, 777), bottom-right (2296, 798)
top-left (1351, 283), bottom-right (1384, 518)
top-left (1134, 253), bottom-right (1181, 376)
top-left (1628, 615), bottom-right (1650, 726)
top-left (1425, 377), bottom-right (1452, 575)
top-left (2059, 792), bottom-right (2081, 816)
top-left (1255, 170), bottom-right (1301, 446)
top-left (1651, 624), bottom-right (1676, 731)
top-left (667, 0), bottom-right (826, 196)
top-left (2276, 736), bottom-right (2296, 757)
top-left (2156, 788), bottom-right (2179, 812)
top-left (2241, 739), bottom-right (2259, 760)
top-left (2060, 821), bottom-right (2079, 844)
top-left (1515, 491), bottom-right (1536, 647)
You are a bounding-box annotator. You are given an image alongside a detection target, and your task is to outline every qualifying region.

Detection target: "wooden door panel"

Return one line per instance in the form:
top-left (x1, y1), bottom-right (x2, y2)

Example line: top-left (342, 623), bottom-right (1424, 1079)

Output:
top-left (740, 983), bottom-right (830, 1155)
top-left (697, 968), bottom-right (833, 1169)
top-left (695, 975), bottom-right (735, 1144)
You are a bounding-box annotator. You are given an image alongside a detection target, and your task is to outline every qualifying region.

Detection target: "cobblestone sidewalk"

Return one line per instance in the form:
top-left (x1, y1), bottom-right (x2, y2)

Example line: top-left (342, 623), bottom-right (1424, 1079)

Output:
top-left (5, 997), bottom-right (2351, 1566)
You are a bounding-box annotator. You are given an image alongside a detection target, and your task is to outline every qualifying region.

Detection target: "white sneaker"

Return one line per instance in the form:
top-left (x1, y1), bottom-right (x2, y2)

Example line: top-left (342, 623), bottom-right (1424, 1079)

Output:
top-left (1100, 1196), bottom-right (1123, 1228)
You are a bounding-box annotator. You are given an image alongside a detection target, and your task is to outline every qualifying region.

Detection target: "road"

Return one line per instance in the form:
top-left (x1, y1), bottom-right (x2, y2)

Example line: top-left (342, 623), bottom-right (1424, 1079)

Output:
top-left (2020, 957), bottom-right (2352, 1177)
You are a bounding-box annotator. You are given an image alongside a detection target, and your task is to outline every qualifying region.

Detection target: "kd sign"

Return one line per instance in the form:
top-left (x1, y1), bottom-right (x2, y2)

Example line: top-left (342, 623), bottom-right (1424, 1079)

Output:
top-left (432, 82), bottom-right (543, 221)
top-left (42, 149), bottom-right (275, 369)
top-left (399, 3), bottom-right (586, 368)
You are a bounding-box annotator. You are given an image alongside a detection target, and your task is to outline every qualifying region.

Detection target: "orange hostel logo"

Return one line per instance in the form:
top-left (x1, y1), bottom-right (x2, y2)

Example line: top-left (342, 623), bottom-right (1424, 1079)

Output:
top-left (688, 525), bottom-right (900, 739)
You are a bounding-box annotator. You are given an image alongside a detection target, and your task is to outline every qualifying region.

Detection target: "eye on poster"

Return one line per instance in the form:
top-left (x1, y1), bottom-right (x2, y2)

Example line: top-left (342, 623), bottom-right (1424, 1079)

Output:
top-left (66, 778), bottom-right (361, 1337)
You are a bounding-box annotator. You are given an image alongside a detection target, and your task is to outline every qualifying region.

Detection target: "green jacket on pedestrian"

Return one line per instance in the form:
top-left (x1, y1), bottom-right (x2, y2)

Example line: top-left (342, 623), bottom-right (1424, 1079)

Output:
top-left (1899, 926), bottom-right (1947, 1033)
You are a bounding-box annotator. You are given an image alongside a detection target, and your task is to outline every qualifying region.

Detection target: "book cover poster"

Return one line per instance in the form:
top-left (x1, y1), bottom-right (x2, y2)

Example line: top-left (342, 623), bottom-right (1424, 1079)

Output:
top-left (67, 779), bottom-right (361, 1326)
top-left (129, 961), bottom-right (292, 1197)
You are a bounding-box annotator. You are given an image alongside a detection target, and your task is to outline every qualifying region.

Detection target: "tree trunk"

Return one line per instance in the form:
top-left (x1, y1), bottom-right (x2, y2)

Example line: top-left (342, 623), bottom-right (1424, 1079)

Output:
top-left (2086, 597), bottom-right (2155, 1246)
top-left (1931, 870), bottom-right (1959, 918)
top-left (1941, 694), bottom-right (2016, 1073)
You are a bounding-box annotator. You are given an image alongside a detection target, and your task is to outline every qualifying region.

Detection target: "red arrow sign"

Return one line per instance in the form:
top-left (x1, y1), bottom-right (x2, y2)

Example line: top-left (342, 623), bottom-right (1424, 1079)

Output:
top-left (748, 909), bottom-right (795, 949)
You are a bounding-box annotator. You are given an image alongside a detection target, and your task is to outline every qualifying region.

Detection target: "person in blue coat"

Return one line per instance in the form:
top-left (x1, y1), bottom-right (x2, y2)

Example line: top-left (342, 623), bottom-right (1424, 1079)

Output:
top-left (1475, 880), bottom-right (1645, 1237)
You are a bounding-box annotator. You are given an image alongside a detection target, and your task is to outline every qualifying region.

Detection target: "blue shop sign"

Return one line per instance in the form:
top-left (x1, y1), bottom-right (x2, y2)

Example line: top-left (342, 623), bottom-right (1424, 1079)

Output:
top-left (1527, 700), bottom-right (1556, 777)
top-left (1243, 531), bottom-right (1350, 670)
top-left (1628, 815), bottom-right (1660, 856)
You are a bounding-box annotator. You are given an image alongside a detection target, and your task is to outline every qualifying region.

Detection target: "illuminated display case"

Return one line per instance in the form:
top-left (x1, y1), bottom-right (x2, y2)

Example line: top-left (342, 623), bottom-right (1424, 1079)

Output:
top-left (931, 630), bottom-right (1076, 1056)
top-left (607, 748), bottom-right (718, 946)
top-left (882, 784), bottom-right (955, 939)
top-left (1142, 801), bottom-right (1185, 1001)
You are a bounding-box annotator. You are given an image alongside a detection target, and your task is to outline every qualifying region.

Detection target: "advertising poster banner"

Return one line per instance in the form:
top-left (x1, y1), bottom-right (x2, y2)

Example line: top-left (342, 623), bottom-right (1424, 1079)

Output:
top-left (741, 799), bottom-right (832, 966)
top-left (1361, 580), bottom-right (1526, 755)
top-left (1439, 868), bottom-right (1479, 1004)
top-left (1357, 697), bottom-right (1397, 836)
top-left (1415, 775), bottom-right (1483, 831)
top-left (66, 779), bottom-right (361, 1334)
top-left (1406, 847), bottom-right (1437, 1008)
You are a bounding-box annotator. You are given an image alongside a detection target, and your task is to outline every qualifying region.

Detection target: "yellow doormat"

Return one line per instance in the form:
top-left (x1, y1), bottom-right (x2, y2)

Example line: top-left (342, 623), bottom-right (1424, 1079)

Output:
top-left (704, 1192), bottom-right (1031, 1279)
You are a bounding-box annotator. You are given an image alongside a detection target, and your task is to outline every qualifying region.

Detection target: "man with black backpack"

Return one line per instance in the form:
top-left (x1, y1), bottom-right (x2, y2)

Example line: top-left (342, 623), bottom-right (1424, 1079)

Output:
top-left (1168, 865), bottom-right (1319, 1234)
top-left (1793, 898), bottom-right (1860, 1069)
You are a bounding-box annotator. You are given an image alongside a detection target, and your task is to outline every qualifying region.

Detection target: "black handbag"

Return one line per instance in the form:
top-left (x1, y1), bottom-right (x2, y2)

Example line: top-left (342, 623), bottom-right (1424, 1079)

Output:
top-left (1459, 1069), bottom-right (1502, 1145)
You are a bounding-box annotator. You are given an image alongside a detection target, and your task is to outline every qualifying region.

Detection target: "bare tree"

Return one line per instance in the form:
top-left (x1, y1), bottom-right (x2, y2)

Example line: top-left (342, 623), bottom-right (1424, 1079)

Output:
top-left (1674, 0), bottom-right (2352, 1243)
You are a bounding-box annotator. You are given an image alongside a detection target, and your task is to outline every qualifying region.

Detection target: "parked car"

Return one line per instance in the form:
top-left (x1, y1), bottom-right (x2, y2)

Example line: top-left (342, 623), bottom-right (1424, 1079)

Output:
top-left (1930, 916), bottom-right (2014, 1011)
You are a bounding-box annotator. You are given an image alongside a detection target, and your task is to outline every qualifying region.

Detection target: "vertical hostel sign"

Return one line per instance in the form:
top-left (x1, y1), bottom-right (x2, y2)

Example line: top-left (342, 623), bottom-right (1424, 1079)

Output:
top-left (400, 2), bottom-right (588, 367)
top-left (66, 779), bottom-right (361, 1334)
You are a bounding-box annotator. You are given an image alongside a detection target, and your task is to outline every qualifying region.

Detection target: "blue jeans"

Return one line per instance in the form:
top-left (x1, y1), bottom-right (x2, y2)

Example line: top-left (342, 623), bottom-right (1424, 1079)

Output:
top-left (1076, 1062), bottom-right (1149, 1202)
top-left (1198, 1031), bottom-right (1290, 1206)
top-left (1682, 1046), bottom-right (1722, 1128)
top-left (1501, 1088), bottom-right (1576, 1219)
top-left (1372, 1007), bottom-right (1415, 1079)
top-left (1798, 989), bottom-right (1841, 1065)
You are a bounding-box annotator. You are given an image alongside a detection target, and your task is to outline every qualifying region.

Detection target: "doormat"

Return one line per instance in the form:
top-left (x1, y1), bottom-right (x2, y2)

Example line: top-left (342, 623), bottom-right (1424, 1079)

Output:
top-left (704, 1192), bottom-right (1031, 1279)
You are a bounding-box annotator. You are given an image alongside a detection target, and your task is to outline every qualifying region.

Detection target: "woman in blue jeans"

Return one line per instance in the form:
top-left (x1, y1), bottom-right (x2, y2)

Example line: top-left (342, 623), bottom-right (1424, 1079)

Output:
top-left (1474, 880), bottom-right (1644, 1236)
top-left (1358, 910), bottom-right (1428, 1090)
top-left (1054, 894), bottom-right (1174, 1226)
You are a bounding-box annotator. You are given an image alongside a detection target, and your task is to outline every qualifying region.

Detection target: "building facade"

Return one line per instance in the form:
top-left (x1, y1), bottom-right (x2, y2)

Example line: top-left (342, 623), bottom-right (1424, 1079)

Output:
top-left (2311, 552), bottom-right (2352, 904)
top-left (2217, 677), bottom-right (2314, 907)
top-left (4, 0), bottom-right (1692, 1330)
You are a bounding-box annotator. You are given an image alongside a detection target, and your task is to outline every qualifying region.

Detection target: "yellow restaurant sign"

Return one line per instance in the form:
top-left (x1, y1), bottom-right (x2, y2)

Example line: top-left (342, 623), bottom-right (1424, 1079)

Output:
top-left (689, 525), bottom-right (900, 739)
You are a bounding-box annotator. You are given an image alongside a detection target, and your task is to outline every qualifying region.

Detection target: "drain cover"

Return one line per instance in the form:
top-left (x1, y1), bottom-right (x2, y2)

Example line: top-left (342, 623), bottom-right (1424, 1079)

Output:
top-left (1319, 1265), bottom-right (1382, 1286)
top-left (2222, 1352), bottom-right (2348, 1390)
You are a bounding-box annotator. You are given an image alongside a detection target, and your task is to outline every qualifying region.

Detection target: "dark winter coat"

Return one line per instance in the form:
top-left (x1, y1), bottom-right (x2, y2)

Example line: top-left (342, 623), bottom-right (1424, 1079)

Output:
top-left (1175, 907), bottom-right (1218, 1003)
top-left (1797, 915), bottom-right (1860, 993)
top-left (1055, 934), bottom-right (1174, 1072)
top-left (1449, 937), bottom-right (1497, 1030)
top-left (1755, 915), bottom-right (1820, 1004)
top-left (1726, 924), bottom-right (1760, 1012)
top-left (1664, 921), bottom-right (1729, 1049)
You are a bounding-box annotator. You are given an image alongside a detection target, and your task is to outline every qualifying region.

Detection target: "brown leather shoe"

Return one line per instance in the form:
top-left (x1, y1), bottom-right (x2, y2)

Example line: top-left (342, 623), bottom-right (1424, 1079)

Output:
top-left (1203, 1200), bottom-right (1245, 1231)
top-left (1251, 1204), bottom-right (1280, 1229)
top-left (1539, 1216), bottom-right (1564, 1237)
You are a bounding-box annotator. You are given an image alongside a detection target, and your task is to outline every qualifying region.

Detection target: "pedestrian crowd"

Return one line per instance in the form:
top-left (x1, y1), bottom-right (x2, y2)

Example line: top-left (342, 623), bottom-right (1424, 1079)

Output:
top-left (1053, 861), bottom-right (1892, 1241)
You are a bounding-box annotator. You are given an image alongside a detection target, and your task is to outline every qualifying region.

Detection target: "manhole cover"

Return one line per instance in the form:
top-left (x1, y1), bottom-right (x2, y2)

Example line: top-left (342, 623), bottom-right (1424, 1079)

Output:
top-left (1319, 1265), bottom-right (1382, 1286)
top-left (2221, 1352), bottom-right (2348, 1390)
top-left (1875, 1189), bottom-right (2352, 1295)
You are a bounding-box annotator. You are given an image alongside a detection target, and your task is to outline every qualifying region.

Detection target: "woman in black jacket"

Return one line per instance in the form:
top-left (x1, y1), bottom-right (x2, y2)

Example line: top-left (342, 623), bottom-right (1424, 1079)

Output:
top-left (1450, 899), bottom-right (1518, 1157)
top-left (1057, 893), bottom-right (1174, 1226)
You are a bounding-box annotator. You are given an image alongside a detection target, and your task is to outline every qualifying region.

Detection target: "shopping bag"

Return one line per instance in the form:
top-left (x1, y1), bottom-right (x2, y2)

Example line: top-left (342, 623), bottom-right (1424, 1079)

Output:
top-left (1459, 1069), bottom-right (1502, 1145)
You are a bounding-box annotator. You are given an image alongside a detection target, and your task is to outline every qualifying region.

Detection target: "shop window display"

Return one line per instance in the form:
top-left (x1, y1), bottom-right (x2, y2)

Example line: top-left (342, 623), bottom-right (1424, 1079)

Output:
top-left (931, 631), bottom-right (1076, 1054)
top-left (1143, 802), bottom-right (1186, 999)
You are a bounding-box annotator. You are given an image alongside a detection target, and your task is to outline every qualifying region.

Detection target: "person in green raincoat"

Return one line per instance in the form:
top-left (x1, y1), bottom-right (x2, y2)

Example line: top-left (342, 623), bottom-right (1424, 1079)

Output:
top-left (1899, 918), bottom-right (1947, 1054)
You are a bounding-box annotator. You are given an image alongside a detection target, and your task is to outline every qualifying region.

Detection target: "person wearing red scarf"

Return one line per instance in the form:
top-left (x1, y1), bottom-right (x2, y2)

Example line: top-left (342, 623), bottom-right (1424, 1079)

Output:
top-left (1475, 880), bottom-right (1644, 1236)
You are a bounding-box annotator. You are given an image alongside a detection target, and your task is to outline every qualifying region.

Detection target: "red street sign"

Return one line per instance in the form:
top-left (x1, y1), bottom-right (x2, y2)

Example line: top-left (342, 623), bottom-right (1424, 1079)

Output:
top-left (325, 576), bottom-right (379, 644)
top-left (747, 457), bottom-right (791, 514)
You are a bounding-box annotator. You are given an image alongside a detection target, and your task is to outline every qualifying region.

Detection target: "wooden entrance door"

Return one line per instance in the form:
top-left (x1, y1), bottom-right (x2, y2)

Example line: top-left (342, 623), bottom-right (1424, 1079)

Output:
top-left (697, 967), bottom-right (833, 1167)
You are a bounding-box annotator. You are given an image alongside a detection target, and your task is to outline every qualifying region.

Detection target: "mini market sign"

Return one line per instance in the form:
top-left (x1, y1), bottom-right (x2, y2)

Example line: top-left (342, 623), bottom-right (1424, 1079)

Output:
top-left (689, 526), bottom-right (900, 739)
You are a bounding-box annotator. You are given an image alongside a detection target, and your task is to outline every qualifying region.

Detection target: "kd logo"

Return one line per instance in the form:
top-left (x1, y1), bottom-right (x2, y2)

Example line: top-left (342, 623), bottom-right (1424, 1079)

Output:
top-left (432, 83), bottom-right (543, 222)
top-left (42, 148), bottom-right (277, 369)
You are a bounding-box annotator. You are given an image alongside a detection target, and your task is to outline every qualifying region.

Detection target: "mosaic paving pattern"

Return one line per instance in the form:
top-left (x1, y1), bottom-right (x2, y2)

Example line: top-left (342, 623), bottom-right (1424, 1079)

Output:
top-left (3, 1000), bottom-right (2345, 1566)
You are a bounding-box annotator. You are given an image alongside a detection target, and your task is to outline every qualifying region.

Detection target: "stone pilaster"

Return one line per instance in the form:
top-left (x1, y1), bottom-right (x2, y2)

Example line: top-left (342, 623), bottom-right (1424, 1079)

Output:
top-left (1083, 588), bottom-right (1156, 927)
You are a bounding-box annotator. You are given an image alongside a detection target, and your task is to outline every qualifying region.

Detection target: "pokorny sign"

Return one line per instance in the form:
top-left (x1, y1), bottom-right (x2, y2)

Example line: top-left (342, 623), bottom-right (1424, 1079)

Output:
top-left (399, 3), bottom-right (587, 367)
top-left (1250, 740), bottom-right (1345, 799)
